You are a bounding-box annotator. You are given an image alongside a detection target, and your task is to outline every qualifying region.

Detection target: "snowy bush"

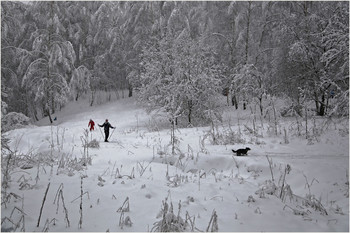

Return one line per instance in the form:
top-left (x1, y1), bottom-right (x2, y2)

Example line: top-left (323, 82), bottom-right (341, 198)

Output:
top-left (206, 126), bottom-right (246, 145)
top-left (87, 139), bottom-right (100, 148)
top-left (1, 100), bottom-right (8, 115)
top-left (152, 198), bottom-right (188, 232)
top-left (2, 112), bottom-right (31, 132)
top-left (256, 180), bottom-right (277, 196)
top-left (280, 104), bottom-right (303, 117)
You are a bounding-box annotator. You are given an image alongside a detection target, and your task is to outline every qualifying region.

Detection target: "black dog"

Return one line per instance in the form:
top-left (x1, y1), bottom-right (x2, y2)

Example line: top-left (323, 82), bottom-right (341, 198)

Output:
top-left (232, 147), bottom-right (251, 156)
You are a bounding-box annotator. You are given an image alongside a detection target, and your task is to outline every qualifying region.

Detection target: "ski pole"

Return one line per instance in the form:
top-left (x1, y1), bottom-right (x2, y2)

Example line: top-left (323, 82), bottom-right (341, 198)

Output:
top-left (98, 126), bottom-right (104, 140)
top-left (108, 128), bottom-right (116, 141)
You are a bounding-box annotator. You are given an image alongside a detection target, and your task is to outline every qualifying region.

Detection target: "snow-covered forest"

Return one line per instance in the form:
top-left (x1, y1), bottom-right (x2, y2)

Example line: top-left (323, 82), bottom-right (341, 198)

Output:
top-left (1, 1), bottom-right (349, 232)
top-left (2, 1), bottom-right (349, 121)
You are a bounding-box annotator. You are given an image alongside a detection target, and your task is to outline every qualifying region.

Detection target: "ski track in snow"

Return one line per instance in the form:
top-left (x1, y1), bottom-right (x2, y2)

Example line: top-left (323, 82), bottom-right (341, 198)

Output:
top-left (2, 98), bottom-right (349, 232)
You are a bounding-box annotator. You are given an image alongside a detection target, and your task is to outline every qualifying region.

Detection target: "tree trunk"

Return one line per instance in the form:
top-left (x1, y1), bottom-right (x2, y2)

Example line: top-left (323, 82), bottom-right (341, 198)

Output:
top-left (188, 100), bottom-right (192, 125)
top-left (319, 94), bottom-right (326, 116)
top-left (42, 104), bottom-right (46, 117)
top-left (33, 108), bottom-right (39, 121)
top-left (232, 94), bottom-right (238, 109)
top-left (314, 91), bottom-right (320, 114)
top-left (128, 83), bottom-right (133, 97)
top-left (243, 94), bottom-right (247, 110)
top-left (47, 109), bottom-right (53, 124)
top-left (171, 117), bottom-right (176, 155)
top-left (244, 1), bottom-right (252, 65)
top-left (90, 90), bottom-right (95, 106)
top-left (305, 103), bottom-right (309, 139)
top-left (259, 96), bottom-right (263, 116)
top-left (325, 94), bottom-right (330, 115)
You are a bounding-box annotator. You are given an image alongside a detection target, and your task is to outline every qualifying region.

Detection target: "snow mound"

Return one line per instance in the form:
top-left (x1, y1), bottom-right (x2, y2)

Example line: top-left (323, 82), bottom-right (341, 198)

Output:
top-left (2, 112), bottom-right (32, 132)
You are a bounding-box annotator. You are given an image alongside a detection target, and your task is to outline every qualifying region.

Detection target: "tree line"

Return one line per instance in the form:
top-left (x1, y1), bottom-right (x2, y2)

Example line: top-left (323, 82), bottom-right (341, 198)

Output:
top-left (1, 1), bottom-right (348, 124)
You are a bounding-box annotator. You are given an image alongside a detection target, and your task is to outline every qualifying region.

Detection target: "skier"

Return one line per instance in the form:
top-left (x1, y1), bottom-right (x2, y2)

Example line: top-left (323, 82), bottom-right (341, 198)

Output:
top-left (88, 119), bottom-right (95, 131)
top-left (98, 119), bottom-right (115, 142)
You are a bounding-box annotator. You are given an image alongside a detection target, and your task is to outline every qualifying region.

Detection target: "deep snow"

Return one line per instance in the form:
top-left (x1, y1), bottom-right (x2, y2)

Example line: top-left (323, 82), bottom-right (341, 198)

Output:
top-left (1, 96), bottom-right (349, 232)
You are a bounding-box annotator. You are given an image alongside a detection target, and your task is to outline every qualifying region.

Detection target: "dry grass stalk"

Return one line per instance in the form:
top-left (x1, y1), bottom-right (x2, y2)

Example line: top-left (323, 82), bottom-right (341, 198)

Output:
top-left (206, 209), bottom-right (218, 232)
top-left (137, 161), bottom-right (152, 177)
top-left (78, 176), bottom-right (83, 229)
top-left (37, 182), bottom-right (50, 227)
top-left (53, 183), bottom-right (70, 227)
top-left (117, 197), bottom-right (130, 213)
top-left (265, 155), bottom-right (274, 182)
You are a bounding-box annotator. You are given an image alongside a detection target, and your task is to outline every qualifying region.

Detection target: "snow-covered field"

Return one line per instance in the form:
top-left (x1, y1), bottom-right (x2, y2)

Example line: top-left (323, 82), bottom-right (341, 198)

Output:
top-left (2, 97), bottom-right (349, 232)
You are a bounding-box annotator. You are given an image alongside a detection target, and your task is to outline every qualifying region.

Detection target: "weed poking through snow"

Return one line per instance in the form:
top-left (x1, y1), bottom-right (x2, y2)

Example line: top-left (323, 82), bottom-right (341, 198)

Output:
top-left (87, 139), bottom-right (100, 148)
top-left (152, 197), bottom-right (188, 232)
top-left (117, 197), bottom-right (132, 229)
top-left (206, 209), bottom-right (218, 232)
top-left (37, 182), bottom-right (50, 227)
top-left (53, 183), bottom-right (70, 227)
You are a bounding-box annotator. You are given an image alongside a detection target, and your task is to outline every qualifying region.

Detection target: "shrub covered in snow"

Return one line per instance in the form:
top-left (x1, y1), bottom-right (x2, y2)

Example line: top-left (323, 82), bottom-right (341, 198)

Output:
top-left (1, 112), bottom-right (31, 132)
top-left (152, 199), bottom-right (188, 232)
top-left (87, 139), bottom-right (100, 148)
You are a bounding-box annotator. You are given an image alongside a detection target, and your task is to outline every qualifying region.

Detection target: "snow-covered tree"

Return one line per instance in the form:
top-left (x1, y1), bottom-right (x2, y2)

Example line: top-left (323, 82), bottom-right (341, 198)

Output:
top-left (232, 64), bottom-right (266, 115)
top-left (279, 2), bottom-right (333, 116)
top-left (320, 1), bottom-right (349, 116)
top-left (134, 29), bottom-right (222, 127)
top-left (2, 1), bottom-right (348, 121)
top-left (21, 2), bottom-right (75, 123)
top-left (1, 2), bottom-right (35, 117)
top-left (70, 65), bottom-right (91, 101)
top-left (118, 2), bottom-right (162, 97)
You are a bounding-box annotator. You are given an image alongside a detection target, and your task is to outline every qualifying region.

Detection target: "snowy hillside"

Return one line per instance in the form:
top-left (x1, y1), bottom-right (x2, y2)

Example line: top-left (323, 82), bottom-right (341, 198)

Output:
top-left (1, 97), bottom-right (349, 232)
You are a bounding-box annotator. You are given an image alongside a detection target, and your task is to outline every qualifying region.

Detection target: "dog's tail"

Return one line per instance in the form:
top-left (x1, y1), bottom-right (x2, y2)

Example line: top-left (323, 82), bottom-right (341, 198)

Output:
top-left (232, 149), bottom-right (237, 153)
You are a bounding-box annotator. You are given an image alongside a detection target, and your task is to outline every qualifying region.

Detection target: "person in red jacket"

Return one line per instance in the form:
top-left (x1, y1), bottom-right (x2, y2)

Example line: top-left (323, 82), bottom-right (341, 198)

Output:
top-left (88, 119), bottom-right (95, 131)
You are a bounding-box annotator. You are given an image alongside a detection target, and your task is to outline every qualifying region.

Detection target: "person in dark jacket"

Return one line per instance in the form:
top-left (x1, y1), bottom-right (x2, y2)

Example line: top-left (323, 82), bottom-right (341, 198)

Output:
top-left (98, 119), bottom-right (115, 142)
